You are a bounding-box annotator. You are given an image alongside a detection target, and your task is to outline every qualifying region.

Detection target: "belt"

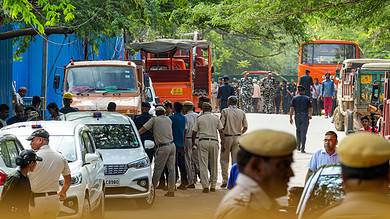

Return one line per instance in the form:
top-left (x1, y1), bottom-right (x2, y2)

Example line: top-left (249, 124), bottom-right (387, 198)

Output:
top-left (33, 192), bottom-right (57, 198)
top-left (224, 134), bottom-right (241, 137)
top-left (186, 137), bottom-right (192, 139)
top-left (156, 141), bottom-right (174, 147)
top-left (199, 138), bottom-right (218, 142)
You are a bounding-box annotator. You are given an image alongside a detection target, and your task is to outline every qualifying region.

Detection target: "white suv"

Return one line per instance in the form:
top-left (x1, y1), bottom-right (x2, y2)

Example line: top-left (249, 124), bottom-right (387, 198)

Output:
top-left (0, 121), bottom-right (105, 219)
top-left (62, 111), bottom-right (155, 208)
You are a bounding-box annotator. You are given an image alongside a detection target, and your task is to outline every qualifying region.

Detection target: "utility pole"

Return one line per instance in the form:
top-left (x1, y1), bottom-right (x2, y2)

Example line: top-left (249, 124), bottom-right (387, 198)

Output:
top-left (41, 37), bottom-right (48, 118)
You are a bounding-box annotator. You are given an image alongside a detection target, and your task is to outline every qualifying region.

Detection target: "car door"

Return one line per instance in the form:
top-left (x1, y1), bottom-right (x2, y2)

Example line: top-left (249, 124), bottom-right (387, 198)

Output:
top-left (81, 131), bottom-right (101, 208)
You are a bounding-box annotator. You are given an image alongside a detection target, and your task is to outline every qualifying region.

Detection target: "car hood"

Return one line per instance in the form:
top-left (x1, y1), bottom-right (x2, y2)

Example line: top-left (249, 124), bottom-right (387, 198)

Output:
top-left (97, 148), bottom-right (146, 165)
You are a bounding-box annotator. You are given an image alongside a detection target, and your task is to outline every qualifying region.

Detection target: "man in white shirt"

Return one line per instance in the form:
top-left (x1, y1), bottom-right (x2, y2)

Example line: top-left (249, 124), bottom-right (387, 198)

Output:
top-left (28, 129), bottom-right (71, 219)
top-left (16, 87), bottom-right (27, 105)
top-left (252, 79), bottom-right (261, 113)
top-left (305, 131), bottom-right (339, 182)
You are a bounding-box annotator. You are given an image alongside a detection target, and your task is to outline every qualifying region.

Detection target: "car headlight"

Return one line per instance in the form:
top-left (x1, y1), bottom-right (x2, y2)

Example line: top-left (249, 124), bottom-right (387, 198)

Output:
top-left (127, 157), bottom-right (150, 169)
top-left (59, 172), bottom-right (83, 186)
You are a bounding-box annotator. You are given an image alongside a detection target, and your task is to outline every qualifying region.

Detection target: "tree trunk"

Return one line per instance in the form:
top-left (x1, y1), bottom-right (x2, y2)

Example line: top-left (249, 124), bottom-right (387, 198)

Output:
top-left (0, 27), bottom-right (73, 40)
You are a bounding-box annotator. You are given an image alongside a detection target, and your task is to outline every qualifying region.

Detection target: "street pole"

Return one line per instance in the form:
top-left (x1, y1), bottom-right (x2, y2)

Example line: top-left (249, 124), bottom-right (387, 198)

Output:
top-left (42, 37), bottom-right (48, 118)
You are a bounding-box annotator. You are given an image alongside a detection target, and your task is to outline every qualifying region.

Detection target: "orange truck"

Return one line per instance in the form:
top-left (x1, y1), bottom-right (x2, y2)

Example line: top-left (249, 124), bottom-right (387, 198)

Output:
top-left (129, 39), bottom-right (212, 110)
top-left (298, 40), bottom-right (362, 83)
top-left (54, 60), bottom-right (145, 115)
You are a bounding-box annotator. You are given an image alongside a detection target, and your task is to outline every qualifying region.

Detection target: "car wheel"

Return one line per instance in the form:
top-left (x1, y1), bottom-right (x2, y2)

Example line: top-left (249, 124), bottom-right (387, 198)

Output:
top-left (92, 192), bottom-right (105, 219)
top-left (135, 184), bottom-right (155, 209)
top-left (81, 196), bottom-right (91, 219)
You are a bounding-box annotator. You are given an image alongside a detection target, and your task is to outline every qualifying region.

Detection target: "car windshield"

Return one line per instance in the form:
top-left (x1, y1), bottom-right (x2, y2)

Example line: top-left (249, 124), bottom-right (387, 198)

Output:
top-left (87, 124), bottom-right (140, 149)
top-left (303, 174), bottom-right (344, 218)
top-left (66, 66), bottom-right (137, 93)
top-left (302, 44), bottom-right (356, 65)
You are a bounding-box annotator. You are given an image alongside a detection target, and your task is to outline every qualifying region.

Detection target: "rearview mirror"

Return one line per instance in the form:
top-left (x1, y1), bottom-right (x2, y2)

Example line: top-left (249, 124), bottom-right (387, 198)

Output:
top-left (144, 140), bottom-right (155, 149)
top-left (53, 74), bottom-right (60, 89)
top-left (155, 97), bottom-right (160, 104)
top-left (85, 153), bottom-right (99, 165)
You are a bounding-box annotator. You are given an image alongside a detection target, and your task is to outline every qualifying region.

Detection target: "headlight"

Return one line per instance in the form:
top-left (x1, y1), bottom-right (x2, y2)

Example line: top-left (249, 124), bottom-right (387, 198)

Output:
top-left (59, 172), bottom-right (83, 186)
top-left (127, 157), bottom-right (150, 169)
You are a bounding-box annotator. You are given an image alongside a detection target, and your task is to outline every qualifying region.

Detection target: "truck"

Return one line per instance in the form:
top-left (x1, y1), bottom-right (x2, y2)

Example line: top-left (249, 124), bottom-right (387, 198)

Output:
top-left (129, 39), bottom-right (212, 110)
top-left (380, 71), bottom-right (390, 139)
top-left (333, 60), bottom-right (390, 134)
top-left (54, 60), bottom-right (146, 116)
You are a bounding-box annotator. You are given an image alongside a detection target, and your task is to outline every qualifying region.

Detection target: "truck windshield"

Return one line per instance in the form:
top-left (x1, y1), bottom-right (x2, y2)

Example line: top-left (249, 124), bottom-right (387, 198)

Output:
top-left (87, 124), bottom-right (140, 149)
top-left (66, 66), bottom-right (137, 93)
top-left (302, 44), bottom-right (356, 65)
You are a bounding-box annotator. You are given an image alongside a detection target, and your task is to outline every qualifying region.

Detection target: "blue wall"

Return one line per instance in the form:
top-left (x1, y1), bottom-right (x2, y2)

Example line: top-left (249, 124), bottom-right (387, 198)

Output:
top-left (0, 25), bottom-right (13, 107)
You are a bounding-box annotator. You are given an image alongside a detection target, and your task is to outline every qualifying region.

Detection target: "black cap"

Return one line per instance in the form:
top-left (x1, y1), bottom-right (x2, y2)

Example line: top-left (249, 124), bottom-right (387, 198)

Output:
top-left (17, 149), bottom-right (43, 166)
top-left (141, 102), bottom-right (151, 108)
top-left (298, 85), bottom-right (305, 91)
top-left (305, 69), bottom-right (310, 74)
top-left (26, 129), bottom-right (50, 141)
top-left (223, 75), bottom-right (230, 80)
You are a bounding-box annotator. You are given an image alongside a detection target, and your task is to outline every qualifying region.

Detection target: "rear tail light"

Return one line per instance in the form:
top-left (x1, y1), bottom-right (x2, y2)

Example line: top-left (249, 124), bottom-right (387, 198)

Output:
top-left (0, 169), bottom-right (7, 186)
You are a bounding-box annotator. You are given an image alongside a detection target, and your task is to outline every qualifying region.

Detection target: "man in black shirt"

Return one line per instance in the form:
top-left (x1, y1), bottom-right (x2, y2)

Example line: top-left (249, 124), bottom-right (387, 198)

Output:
top-left (289, 86), bottom-right (312, 153)
top-left (60, 93), bottom-right (79, 114)
top-left (217, 76), bottom-right (235, 111)
top-left (7, 104), bottom-right (27, 125)
top-left (0, 104), bottom-right (10, 128)
top-left (299, 69), bottom-right (314, 97)
top-left (134, 102), bottom-right (155, 162)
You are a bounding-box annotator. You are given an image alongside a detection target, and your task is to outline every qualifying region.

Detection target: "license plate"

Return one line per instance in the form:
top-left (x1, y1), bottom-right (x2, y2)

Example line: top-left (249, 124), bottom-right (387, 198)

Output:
top-left (105, 179), bottom-right (120, 185)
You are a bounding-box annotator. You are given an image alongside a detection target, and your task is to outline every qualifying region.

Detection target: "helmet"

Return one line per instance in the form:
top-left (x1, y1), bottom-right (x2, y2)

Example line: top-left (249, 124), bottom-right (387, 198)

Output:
top-left (63, 92), bottom-right (73, 100)
top-left (15, 149), bottom-right (42, 167)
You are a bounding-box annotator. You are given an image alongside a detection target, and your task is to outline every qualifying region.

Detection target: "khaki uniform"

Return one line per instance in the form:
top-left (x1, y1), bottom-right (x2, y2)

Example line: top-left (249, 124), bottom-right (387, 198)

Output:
top-left (215, 174), bottom-right (283, 219)
top-left (193, 112), bottom-right (223, 189)
top-left (318, 192), bottom-right (390, 219)
top-left (220, 106), bottom-right (247, 184)
top-left (29, 145), bottom-right (71, 219)
top-left (143, 115), bottom-right (176, 192)
top-left (184, 111), bottom-right (198, 185)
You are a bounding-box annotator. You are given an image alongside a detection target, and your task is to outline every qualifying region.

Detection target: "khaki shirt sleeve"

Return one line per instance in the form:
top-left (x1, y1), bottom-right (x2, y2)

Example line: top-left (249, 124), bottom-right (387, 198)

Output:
top-left (61, 155), bottom-right (71, 176)
top-left (217, 119), bottom-right (224, 130)
top-left (143, 117), bottom-right (154, 131)
top-left (242, 112), bottom-right (248, 128)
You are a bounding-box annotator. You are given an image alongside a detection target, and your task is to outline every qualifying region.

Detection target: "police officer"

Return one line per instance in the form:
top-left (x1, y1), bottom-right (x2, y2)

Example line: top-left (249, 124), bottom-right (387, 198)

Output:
top-left (217, 76), bottom-right (235, 111)
top-left (139, 106), bottom-right (176, 197)
top-left (27, 129), bottom-right (71, 219)
top-left (319, 133), bottom-right (390, 219)
top-left (260, 72), bottom-right (275, 114)
top-left (183, 101), bottom-right (198, 188)
top-left (134, 102), bottom-right (155, 162)
top-left (215, 129), bottom-right (295, 219)
top-left (289, 85), bottom-right (312, 153)
top-left (220, 96), bottom-right (248, 188)
top-left (0, 150), bottom-right (42, 219)
top-left (240, 74), bottom-right (253, 113)
top-left (192, 102), bottom-right (224, 193)
top-left (60, 92), bottom-right (79, 114)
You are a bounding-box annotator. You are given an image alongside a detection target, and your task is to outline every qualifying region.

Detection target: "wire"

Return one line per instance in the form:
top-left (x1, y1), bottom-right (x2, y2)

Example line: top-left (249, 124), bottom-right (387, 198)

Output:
top-left (30, 24), bottom-right (78, 46)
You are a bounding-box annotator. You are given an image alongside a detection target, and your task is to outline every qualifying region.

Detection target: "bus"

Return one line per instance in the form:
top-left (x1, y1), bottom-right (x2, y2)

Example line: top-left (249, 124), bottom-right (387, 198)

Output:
top-left (298, 40), bottom-right (362, 83)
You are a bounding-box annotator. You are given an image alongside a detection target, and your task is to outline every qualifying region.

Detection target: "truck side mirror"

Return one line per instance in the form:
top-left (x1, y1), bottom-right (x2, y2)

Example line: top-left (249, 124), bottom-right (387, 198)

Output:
top-left (53, 74), bottom-right (60, 89)
top-left (211, 66), bottom-right (215, 74)
top-left (144, 73), bottom-right (150, 87)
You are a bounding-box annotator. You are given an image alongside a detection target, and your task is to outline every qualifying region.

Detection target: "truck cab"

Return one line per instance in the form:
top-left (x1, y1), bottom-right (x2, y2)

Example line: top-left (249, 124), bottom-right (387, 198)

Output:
top-left (55, 60), bottom-right (144, 116)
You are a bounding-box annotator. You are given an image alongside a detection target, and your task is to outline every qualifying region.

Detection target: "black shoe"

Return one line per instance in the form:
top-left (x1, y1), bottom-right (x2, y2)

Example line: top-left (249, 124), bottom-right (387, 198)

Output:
top-left (164, 192), bottom-right (175, 197)
top-left (202, 188), bottom-right (209, 193)
top-left (210, 188), bottom-right (216, 192)
top-left (187, 184), bottom-right (195, 189)
top-left (297, 146), bottom-right (301, 151)
top-left (177, 184), bottom-right (187, 190)
top-left (220, 183), bottom-right (227, 188)
top-left (301, 149), bottom-right (306, 153)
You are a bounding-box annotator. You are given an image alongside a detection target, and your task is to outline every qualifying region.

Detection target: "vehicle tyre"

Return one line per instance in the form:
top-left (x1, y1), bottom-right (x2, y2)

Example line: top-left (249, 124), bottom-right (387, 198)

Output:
top-left (92, 192), bottom-right (105, 219)
top-left (81, 196), bottom-right (91, 219)
top-left (333, 107), bottom-right (344, 131)
top-left (344, 110), bottom-right (354, 135)
top-left (135, 184), bottom-right (155, 209)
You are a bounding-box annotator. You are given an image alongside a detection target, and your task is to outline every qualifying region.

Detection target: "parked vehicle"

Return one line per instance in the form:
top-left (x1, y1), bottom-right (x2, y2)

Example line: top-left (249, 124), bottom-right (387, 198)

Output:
top-left (0, 121), bottom-right (105, 219)
top-left (333, 59), bottom-right (390, 133)
top-left (381, 70), bottom-right (390, 139)
top-left (62, 111), bottom-right (155, 208)
top-left (0, 134), bottom-right (24, 198)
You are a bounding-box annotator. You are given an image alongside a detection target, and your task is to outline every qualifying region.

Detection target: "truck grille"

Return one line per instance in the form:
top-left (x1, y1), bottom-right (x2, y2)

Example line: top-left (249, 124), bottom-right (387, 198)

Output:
top-left (104, 164), bottom-right (128, 175)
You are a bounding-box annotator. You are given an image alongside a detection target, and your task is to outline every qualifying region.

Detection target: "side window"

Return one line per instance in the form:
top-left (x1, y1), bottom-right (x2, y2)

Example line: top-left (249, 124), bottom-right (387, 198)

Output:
top-left (145, 88), bottom-right (153, 102)
top-left (5, 141), bottom-right (19, 168)
top-left (0, 141), bottom-right (11, 167)
top-left (79, 132), bottom-right (87, 160)
top-left (86, 132), bottom-right (96, 153)
top-left (82, 132), bottom-right (94, 153)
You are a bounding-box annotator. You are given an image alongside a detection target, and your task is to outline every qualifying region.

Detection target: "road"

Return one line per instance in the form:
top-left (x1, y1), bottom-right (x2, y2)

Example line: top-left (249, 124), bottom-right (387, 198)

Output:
top-left (105, 113), bottom-right (344, 219)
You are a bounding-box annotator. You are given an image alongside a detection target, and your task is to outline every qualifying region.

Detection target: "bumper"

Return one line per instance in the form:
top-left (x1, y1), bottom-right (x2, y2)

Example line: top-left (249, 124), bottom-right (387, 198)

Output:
top-left (58, 183), bottom-right (85, 219)
top-left (104, 166), bottom-right (151, 199)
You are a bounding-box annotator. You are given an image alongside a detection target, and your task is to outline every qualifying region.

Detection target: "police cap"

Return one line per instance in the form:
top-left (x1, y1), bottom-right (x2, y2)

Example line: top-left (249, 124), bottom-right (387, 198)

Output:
top-left (183, 101), bottom-right (194, 106)
top-left (155, 106), bottom-right (166, 113)
top-left (239, 129), bottom-right (296, 157)
top-left (297, 85), bottom-right (305, 91)
top-left (337, 132), bottom-right (390, 168)
top-left (26, 129), bottom-right (50, 141)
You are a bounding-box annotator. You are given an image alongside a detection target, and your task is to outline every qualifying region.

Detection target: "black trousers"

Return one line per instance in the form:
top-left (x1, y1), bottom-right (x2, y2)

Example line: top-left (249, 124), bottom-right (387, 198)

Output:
top-left (282, 95), bottom-right (290, 114)
top-left (311, 98), bottom-right (319, 116)
top-left (176, 147), bottom-right (188, 185)
top-left (275, 95), bottom-right (281, 114)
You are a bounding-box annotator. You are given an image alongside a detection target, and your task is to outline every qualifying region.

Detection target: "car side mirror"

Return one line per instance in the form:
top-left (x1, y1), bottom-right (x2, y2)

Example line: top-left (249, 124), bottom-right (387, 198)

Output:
top-left (54, 74), bottom-right (60, 89)
top-left (211, 66), bottom-right (215, 74)
top-left (144, 140), bottom-right (155, 149)
top-left (84, 153), bottom-right (99, 165)
top-left (155, 97), bottom-right (160, 104)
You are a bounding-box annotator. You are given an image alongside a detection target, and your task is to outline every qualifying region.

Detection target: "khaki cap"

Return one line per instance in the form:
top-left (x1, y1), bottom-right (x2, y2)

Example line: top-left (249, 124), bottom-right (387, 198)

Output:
top-left (337, 132), bottom-right (390, 168)
top-left (155, 106), bottom-right (166, 113)
top-left (239, 129), bottom-right (296, 157)
top-left (183, 101), bottom-right (194, 106)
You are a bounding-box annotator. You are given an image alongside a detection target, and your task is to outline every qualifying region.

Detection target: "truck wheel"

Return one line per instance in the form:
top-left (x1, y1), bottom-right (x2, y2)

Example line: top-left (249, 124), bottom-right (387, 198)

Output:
top-left (344, 110), bottom-right (354, 135)
top-left (333, 107), bottom-right (344, 131)
top-left (135, 184), bottom-right (155, 209)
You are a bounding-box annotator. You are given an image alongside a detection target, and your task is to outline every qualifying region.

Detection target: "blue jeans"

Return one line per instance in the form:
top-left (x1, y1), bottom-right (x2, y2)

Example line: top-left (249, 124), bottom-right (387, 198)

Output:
top-left (295, 114), bottom-right (309, 151)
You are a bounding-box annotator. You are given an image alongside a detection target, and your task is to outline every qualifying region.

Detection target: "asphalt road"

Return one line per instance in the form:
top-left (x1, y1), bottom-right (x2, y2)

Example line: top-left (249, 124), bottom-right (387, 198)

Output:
top-left (105, 113), bottom-right (344, 219)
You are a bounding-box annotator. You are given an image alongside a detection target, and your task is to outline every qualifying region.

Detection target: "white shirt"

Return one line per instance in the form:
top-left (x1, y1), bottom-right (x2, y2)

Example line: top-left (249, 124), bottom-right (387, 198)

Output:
top-left (252, 83), bottom-right (261, 98)
top-left (185, 111), bottom-right (198, 137)
top-left (16, 93), bottom-right (24, 105)
top-left (29, 145), bottom-right (71, 193)
top-left (308, 149), bottom-right (339, 172)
